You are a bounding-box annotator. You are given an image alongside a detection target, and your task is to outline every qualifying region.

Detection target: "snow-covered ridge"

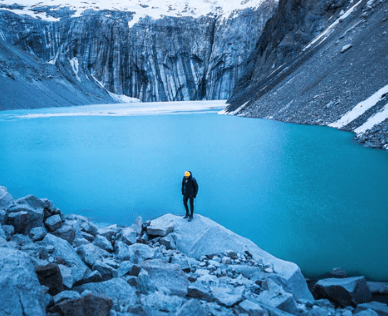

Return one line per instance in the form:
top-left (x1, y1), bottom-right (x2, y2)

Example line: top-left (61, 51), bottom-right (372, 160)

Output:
top-left (0, 0), bottom-right (270, 22)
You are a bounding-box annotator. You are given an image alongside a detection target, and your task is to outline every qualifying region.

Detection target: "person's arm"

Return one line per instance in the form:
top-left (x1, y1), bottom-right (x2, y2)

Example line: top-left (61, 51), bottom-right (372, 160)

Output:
top-left (193, 178), bottom-right (198, 197)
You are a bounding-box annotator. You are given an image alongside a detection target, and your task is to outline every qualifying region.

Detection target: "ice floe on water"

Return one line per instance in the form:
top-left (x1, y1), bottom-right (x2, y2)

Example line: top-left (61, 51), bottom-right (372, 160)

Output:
top-left (0, 100), bottom-right (227, 119)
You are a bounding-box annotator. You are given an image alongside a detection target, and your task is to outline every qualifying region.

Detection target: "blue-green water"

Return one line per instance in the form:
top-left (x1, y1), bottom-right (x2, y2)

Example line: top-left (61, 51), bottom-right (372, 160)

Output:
top-left (1, 113), bottom-right (388, 280)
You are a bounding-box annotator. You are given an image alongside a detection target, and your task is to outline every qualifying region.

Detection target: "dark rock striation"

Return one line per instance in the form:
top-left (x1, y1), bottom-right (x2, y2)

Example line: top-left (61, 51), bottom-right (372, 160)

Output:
top-left (225, 0), bottom-right (388, 149)
top-left (1, 185), bottom-right (387, 315)
top-left (0, 1), bottom-right (277, 109)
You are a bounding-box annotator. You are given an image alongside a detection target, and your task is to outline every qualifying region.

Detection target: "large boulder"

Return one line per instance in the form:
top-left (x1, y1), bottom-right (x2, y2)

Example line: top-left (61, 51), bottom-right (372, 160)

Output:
top-left (41, 234), bottom-right (90, 283)
top-left (147, 216), bottom-right (174, 237)
top-left (0, 186), bottom-right (14, 211)
top-left (48, 293), bottom-right (113, 316)
top-left (314, 276), bottom-right (372, 307)
top-left (140, 259), bottom-right (188, 296)
top-left (74, 278), bottom-right (139, 312)
top-left (148, 214), bottom-right (313, 300)
top-left (35, 263), bottom-right (64, 295)
top-left (0, 247), bottom-right (46, 315)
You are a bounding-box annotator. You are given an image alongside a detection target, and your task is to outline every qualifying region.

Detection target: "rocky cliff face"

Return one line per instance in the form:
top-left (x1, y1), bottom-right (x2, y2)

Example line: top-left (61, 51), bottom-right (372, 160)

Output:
top-left (225, 0), bottom-right (388, 149)
top-left (0, 0), bottom-right (277, 109)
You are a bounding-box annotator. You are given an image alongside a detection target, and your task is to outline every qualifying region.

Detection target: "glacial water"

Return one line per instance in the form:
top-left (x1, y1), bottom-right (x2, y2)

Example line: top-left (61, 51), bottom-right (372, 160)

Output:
top-left (1, 111), bottom-right (388, 280)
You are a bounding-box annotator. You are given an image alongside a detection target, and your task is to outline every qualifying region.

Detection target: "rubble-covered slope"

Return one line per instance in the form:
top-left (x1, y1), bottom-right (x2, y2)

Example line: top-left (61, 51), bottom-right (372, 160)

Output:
top-left (0, 0), bottom-right (277, 108)
top-left (225, 0), bottom-right (388, 149)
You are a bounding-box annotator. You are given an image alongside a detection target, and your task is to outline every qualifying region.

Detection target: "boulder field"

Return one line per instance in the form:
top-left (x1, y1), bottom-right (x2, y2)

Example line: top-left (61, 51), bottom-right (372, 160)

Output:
top-left (0, 185), bottom-right (387, 316)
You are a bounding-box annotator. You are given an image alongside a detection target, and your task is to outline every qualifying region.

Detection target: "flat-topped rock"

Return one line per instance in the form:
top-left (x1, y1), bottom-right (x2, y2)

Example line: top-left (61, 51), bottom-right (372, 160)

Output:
top-left (147, 213), bottom-right (312, 300)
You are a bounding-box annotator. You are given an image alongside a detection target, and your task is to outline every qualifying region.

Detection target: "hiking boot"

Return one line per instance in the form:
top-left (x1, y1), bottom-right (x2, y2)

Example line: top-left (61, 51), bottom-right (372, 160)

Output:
top-left (188, 215), bottom-right (193, 222)
top-left (183, 214), bottom-right (189, 219)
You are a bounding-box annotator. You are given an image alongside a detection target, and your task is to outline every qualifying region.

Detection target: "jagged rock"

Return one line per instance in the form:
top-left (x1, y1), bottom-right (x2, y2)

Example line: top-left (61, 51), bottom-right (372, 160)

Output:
top-left (0, 247), bottom-right (46, 315)
top-left (329, 267), bottom-right (347, 278)
top-left (210, 285), bottom-right (244, 307)
top-left (98, 224), bottom-right (120, 241)
top-left (170, 252), bottom-right (191, 272)
top-left (48, 293), bottom-right (113, 316)
top-left (35, 262), bottom-right (64, 295)
top-left (4, 211), bottom-right (30, 234)
top-left (93, 235), bottom-right (113, 252)
top-left (124, 275), bottom-right (138, 287)
top-left (314, 276), bottom-right (372, 307)
top-left (53, 290), bottom-right (81, 304)
top-left (140, 259), bottom-right (188, 296)
top-left (59, 264), bottom-right (74, 289)
top-left (74, 237), bottom-right (89, 247)
top-left (30, 226), bottom-right (47, 241)
top-left (187, 282), bottom-right (212, 301)
top-left (116, 226), bottom-right (138, 245)
top-left (2, 224), bottom-right (14, 241)
top-left (117, 261), bottom-right (135, 277)
top-left (52, 224), bottom-right (76, 244)
top-left (147, 217), bottom-right (174, 237)
top-left (92, 260), bottom-right (118, 281)
top-left (367, 282), bottom-right (388, 295)
top-left (41, 234), bottom-right (90, 283)
top-left (45, 214), bottom-right (63, 231)
top-left (76, 243), bottom-right (110, 267)
top-left (115, 242), bottom-right (158, 263)
top-left (237, 299), bottom-right (268, 316)
top-left (82, 270), bottom-right (102, 284)
top-left (0, 186), bottom-right (13, 210)
top-left (138, 269), bottom-right (157, 294)
top-left (141, 291), bottom-right (184, 314)
top-left (160, 234), bottom-right (177, 250)
top-left (355, 301), bottom-right (388, 316)
top-left (81, 231), bottom-right (94, 242)
top-left (74, 278), bottom-right (139, 312)
top-left (176, 299), bottom-right (208, 316)
top-left (151, 214), bottom-right (312, 300)
top-left (131, 216), bottom-right (143, 235)
top-left (81, 221), bottom-right (99, 236)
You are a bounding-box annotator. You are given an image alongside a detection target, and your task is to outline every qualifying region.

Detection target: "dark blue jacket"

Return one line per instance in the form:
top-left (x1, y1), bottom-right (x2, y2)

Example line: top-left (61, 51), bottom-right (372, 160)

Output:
top-left (181, 172), bottom-right (199, 197)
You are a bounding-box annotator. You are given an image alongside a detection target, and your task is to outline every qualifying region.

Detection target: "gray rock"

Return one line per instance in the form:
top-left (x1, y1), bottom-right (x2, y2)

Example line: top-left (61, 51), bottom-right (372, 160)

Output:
top-left (237, 299), bottom-right (268, 316)
top-left (35, 262), bottom-right (64, 295)
top-left (0, 247), bottom-right (46, 315)
top-left (30, 226), bottom-right (47, 241)
top-left (187, 282), bottom-right (212, 301)
top-left (81, 221), bottom-right (99, 236)
top-left (175, 299), bottom-right (208, 316)
top-left (41, 233), bottom-right (90, 283)
top-left (45, 214), bottom-right (63, 231)
top-left (314, 276), bottom-right (372, 307)
top-left (98, 224), bottom-right (120, 241)
top-left (0, 186), bottom-right (13, 211)
top-left (147, 217), bottom-right (174, 237)
top-left (116, 226), bottom-right (138, 245)
top-left (130, 216), bottom-right (143, 235)
top-left (81, 231), bottom-right (94, 242)
top-left (355, 301), bottom-right (388, 316)
top-left (150, 214), bottom-right (312, 300)
top-left (140, 259), bottom-right (188, 296)
top-left (76, 243), bottom-right (110, 267)
top-left (93, 235), bottom-right (113, 252)
top-left (117, 261), bottom-right (135, 277)
top-left (138, 269), bottom-right (157, 294)
top-left (52, 224), bottom-right (76, 244)
top-left (0, 210), bottom-right (5, 224)
top-left (49, 293), bottom-right (113, 316)
top-left (115, 242), bottom-right (158, 263)
top-left (141, 292), bottom-right (184, 314)
top-left (4, 210), bottom-right (30, 234)
top-left (341, 44), bottom-right (353, 53)
top-left (82, 270), bottom-right (102, 284)
top-left (355, 309), bottom-right (379, 316)
top-left (92, 260), bottom-right (118, 281)
top-left (59, 264), bottom-right (75, 289)
top-left (329, 267), bottom-right (347, 278)
top-left (170, 252), bottom-right (191, 272)
top-left (53, 290), bottom-right (81, 304)
top-left (2, 224), bottom-right (14, 241)
top-left (210, 285), bottom-right (244, 307)
top-left (367, 282), bottom-right (388, 295)
top-left (160, 234), bottom-right (177, 250)
top-left (74, 278), bottom-right (139, 312)
top-left (0, 225), bottom-right (5, 240)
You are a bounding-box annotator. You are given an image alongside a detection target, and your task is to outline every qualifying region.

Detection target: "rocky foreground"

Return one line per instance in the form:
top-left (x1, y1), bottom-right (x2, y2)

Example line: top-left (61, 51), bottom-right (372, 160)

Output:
top-left (1, 186), bottom-right (387, 316)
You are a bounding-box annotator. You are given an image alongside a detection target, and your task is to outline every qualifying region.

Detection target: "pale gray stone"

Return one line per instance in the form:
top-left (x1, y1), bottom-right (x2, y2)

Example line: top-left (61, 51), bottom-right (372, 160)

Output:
top-left (355, 301), bottom-right (388, 316)
top-left (0, 186), bottom-right (14, 211)
top-left (138, 269), bottom-right (157, 294)
top-left (115, 242), bottom-right (158, 264)
top-left (170, 252), bottom-right (190, 272)
top-left (52, 224), bottom-right (76, 244)
top-left (53, 290), bottom-right (81, 304)
top-left (140, 259), bottom-right (188, 296)
top-left (98, 224), bottom-right (120, 241)
top-left (160, 234), bottom-right (176, 250)
top-left (210, 285), bottom-right (244, 307)
top-left (238, 300), bottom-right (268, 316)
top-left (92, 260), bottom-right (118, 281)
top-left (0, 247), bottom-right (45, 315)
top-left (341, 44), bottom-right (353, 53)
top-left (147, 216), bottom-right (174, 237)
top-left (30, 226), bottom-right (47, 241)
top-left (175, 299), bottom-right (208, 316)
top-left (59, 264), bottom-right (74, 289)
top-left (76, 243), bottom-right (110, 267)
top-left (141, 292), bottom-right (184, 313)
top-left (116, 226), bottom-right (138, 245)
top-left (45, 214), bottom-right (63, 231)
top-left (367, 282), bottom-right (388, 295)
top-left (2, 224), bottom-right (14, 241)
top-left (93, 235), bottom-right (113, 251)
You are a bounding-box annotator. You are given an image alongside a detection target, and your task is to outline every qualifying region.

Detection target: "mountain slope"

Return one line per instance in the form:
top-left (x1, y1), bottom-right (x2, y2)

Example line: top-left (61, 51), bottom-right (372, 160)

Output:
top-left (225, 0), bottom-right (388, 149)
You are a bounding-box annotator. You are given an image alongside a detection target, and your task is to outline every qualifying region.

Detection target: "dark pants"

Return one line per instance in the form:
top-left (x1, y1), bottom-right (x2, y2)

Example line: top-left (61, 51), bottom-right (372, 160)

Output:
top-left (183, 196), bottom-right (194, 216)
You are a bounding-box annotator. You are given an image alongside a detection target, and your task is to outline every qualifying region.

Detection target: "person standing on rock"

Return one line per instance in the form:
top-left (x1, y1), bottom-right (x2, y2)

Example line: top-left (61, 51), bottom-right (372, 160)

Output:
top-left (182, 171), bottom-right (198, 222)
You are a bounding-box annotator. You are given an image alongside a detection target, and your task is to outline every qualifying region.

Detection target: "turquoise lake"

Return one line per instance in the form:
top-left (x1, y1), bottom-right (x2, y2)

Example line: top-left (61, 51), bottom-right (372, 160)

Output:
top-left (1, 111), bottom-right (388, 280)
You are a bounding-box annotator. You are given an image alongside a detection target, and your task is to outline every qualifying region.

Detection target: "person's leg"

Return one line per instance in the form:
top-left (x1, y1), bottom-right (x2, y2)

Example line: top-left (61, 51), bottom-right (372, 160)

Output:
top-left (183, 196), bottom-right (189, 218)
top-left (189, 197), bottom-right (194, 216)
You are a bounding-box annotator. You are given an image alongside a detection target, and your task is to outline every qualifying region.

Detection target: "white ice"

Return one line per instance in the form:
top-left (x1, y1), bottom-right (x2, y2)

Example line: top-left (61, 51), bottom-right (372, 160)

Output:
top-left (329, 84), bottom-right (388, 129)
top-left (1, 100), bottom-right (227, 119)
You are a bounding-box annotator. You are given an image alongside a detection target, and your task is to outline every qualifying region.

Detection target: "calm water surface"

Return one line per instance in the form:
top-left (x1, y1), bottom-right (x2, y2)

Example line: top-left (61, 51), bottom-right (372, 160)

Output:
top-left (1, 112), bottom-right (388, 280)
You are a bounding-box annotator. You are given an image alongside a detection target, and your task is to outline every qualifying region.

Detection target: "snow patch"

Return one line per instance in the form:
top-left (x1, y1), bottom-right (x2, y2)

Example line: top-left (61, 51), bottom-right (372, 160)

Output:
top-left (303, 0), bottom-right (363, 51)
top-left (108, 91), bottom-right (140, 103)
top-left (329, 84), bottom-right (388, 129)
top-left (218, 101), bottom-right (248, 115)
top-left (0, 7), bottom-right (60, 21)
top-left (354, 103), bottom-right (388, 134)
top-left (69, 57), bottom-right (81, 82)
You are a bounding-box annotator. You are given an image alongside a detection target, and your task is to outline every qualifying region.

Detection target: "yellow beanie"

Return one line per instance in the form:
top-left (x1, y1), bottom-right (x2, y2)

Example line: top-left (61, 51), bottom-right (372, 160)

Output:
top-left (184, 171), bottom-right (190, 177)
